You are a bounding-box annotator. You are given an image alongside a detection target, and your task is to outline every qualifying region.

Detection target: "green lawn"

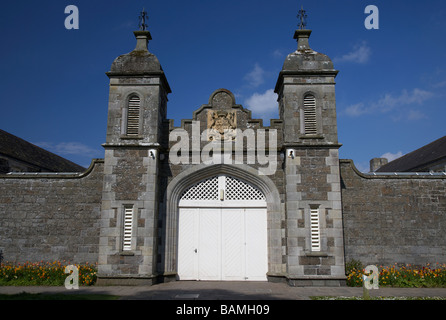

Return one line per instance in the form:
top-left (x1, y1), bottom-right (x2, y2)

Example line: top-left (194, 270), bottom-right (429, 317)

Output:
top-left (0, 292), bottom-right (120, 300)
top-left (311, 296), bottom-right (446, 300)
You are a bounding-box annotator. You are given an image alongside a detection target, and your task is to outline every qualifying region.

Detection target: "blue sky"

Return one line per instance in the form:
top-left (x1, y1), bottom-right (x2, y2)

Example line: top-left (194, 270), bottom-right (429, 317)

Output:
top-left (0, 0), bottom-right (445, 171)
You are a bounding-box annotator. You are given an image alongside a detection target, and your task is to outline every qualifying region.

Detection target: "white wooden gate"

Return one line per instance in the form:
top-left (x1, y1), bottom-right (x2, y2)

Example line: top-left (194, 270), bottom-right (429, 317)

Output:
top-left (178, 175), bottom-right (268, 281)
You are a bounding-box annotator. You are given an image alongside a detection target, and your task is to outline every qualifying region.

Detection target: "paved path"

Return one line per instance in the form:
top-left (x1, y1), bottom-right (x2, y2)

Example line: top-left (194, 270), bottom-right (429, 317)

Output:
top-left (1, 281), bottom-right (446, 300)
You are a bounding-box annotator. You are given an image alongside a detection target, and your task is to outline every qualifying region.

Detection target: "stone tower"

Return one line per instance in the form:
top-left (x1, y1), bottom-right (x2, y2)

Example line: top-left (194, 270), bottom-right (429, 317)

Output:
top-left (97, 27), bottom-right (171, 285)
top-left (275, 27), bottom-right (346, 285)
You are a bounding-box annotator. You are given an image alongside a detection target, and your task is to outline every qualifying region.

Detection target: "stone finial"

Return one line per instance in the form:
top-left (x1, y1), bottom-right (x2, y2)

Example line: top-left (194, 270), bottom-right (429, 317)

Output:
top-left (108, 27), bottom-right (163, 76)
top-left (133, 30), bottom-right (152, 52)
top-left (294, 7), bottom-right (312, 52)
top-left (134, 9), bottom-right (152, 51)
top-left (293, 29), bottom-right (312, 52)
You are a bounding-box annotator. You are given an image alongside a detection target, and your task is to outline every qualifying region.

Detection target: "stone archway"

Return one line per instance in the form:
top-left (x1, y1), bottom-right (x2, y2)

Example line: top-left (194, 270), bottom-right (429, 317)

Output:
top-left (162, 163), bottom-right (284, 281)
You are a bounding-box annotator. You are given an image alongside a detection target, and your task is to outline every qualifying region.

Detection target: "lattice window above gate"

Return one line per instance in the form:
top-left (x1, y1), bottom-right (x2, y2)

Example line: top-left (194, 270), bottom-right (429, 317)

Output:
top-left (224, 176), bottom-right (265, 201)
top-left (180, 176), bottom-right (219, 201)
top-left (179, 175), bottom-right (266, 205)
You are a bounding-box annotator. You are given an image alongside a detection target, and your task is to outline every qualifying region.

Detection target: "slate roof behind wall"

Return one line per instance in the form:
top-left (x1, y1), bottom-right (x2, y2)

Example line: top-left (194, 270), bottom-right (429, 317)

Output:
top-left (0, 129), bottom-right (86, 173)
top-left (377, 136), bottom-right (446, 172)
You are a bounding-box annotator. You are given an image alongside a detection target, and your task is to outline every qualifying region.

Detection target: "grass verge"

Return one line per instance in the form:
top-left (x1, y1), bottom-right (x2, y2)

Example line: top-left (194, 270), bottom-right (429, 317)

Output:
top-left (0, 292), bottom-right (120, 300)
top-left (311, 296), bottom-right (446, 300)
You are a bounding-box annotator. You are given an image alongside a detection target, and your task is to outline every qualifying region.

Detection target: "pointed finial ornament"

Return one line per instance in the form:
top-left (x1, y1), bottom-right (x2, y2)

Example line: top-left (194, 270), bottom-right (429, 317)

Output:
top-left (138, 8), bottom-right (149, 31)
top-left (297, 6), bottom-right (307, 30)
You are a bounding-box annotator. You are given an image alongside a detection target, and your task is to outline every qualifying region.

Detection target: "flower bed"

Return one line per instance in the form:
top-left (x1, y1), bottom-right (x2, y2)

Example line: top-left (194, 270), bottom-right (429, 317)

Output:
top-left (346, 260), bottom-right (446, 288)
top-left (2, 259), bottom-right (446, 288)
top-left (0, 261), bottom-right (97, 286)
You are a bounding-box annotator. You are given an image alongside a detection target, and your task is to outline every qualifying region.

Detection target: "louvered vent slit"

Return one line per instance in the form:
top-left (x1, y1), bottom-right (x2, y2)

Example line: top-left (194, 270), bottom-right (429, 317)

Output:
top-left (310, 208), bottom-right (321, 252)
top-left (127, 96), bottom-right (140, 136)
top-left (123, 207), bottom-right (133, 251)
top-left (304, 95), bottom-right (317, 135)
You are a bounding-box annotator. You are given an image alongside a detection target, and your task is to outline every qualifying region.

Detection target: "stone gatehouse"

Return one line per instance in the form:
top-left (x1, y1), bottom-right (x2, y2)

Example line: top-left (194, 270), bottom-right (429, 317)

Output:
top-left (1, 19), bottom-right (445, 287)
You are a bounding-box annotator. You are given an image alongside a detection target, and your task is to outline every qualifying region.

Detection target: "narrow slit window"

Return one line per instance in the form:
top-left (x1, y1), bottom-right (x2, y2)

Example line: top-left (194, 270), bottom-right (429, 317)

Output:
top-left (126, 96), bottom-right (140, 136)
top-left (304, 95), bottom-right (317, 135)
top-left (123, 206), bottom-right (134, 251)
top-left (310, 208), bottom-right (321, 252)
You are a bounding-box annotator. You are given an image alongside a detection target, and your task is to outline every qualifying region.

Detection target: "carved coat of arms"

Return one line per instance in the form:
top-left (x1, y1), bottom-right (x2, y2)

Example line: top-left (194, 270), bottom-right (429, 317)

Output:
top-left (207, 110), bottom-right (237, 141)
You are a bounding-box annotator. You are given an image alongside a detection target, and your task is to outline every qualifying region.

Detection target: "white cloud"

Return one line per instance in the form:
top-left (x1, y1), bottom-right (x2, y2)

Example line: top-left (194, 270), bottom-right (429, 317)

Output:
top-left (381, 151), bottom-right (404, 162)
top-left (245, 89), bottom-right (278, 118)
top-left (272, 49), bottom-right (284, 59)
top-left (406, 109), bottom-right (428, 120)
top-left (433, 80), bottom-right (446, 88)
top-left (378, 88), bottom-right (433, 111)
top-left (34, 141), bottom-right (101, 157)
top-left (391, 109), bottom-right (428, 121)
top-left (342, 88), bottom-right (433, 120)
top-left (344, 103), bottom-right (367, 117)
top-left (244, 63), bottom-right (265, 88)
top-left (334, 41), bottom-right (371, 64)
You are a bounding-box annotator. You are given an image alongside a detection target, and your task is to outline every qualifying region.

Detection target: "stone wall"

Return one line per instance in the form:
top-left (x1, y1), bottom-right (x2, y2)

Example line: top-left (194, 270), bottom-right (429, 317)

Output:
top-left (0, 160), bottom-right (104, 264)
top-left (340, 159), bottom-right (446, 266)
